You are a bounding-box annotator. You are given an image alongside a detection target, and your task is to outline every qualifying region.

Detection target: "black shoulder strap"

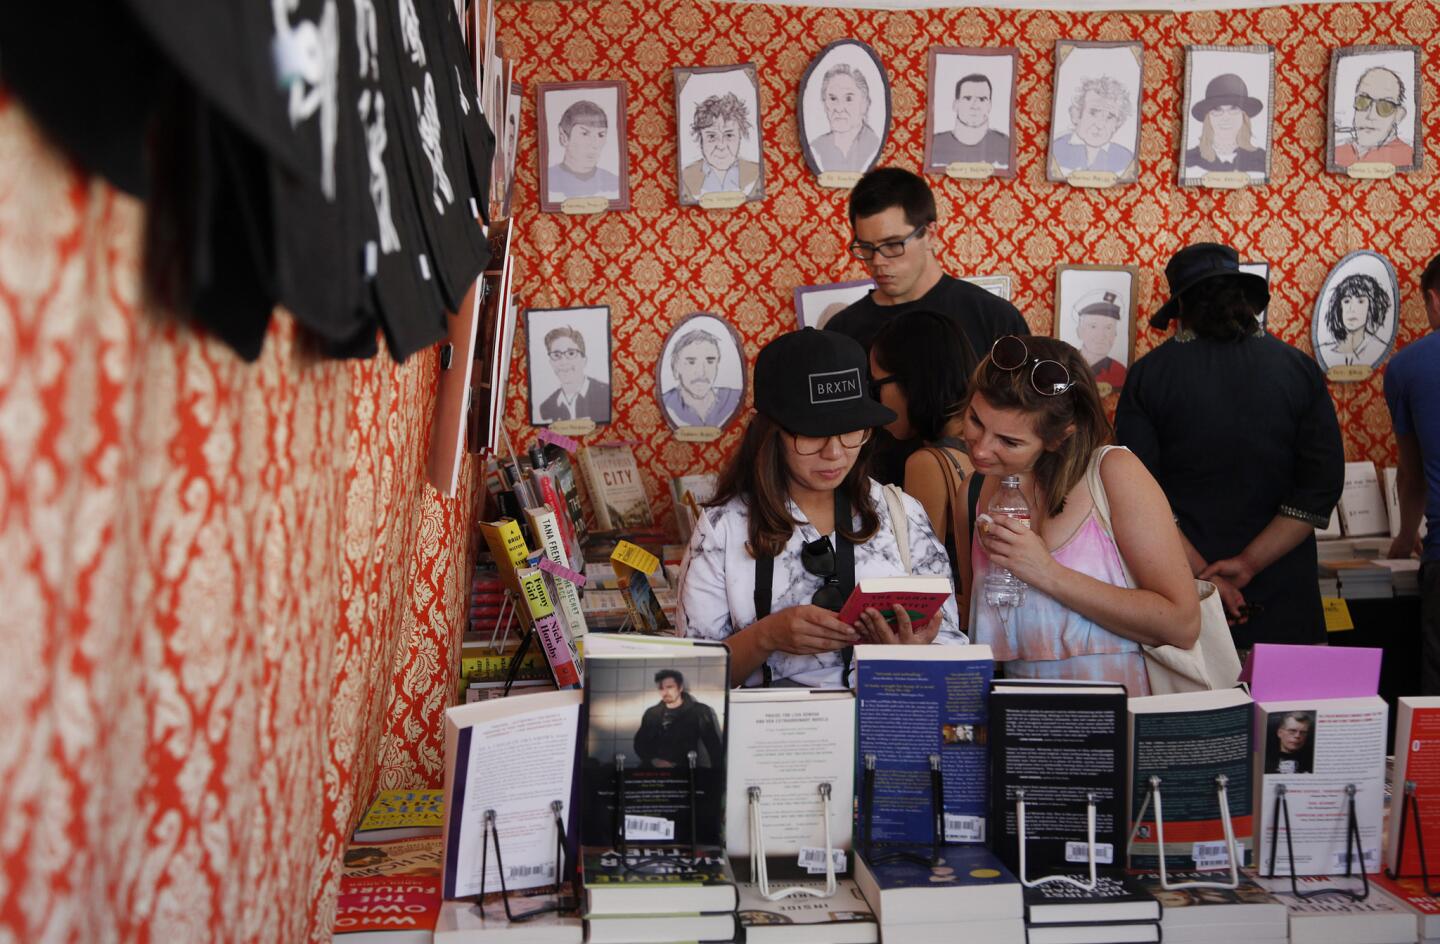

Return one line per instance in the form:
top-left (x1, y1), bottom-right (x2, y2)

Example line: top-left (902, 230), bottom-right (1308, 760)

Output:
top-left (967, 472), bottom-right (985, 547)
top-left (754, 555), bottom-right (773, 621)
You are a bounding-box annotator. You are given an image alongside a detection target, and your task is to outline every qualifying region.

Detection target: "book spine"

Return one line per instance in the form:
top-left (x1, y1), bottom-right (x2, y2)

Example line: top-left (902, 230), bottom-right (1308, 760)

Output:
top-left (517, 569), bottom-right (582, 689)
top-left (535, 471), bottom-right (578, 566)
top-left (578, 447), bottom-right (613, 531)
top-left (525, 507), bottom-right (589, 639)
top-left (479, 518), bottom-right (530, 593)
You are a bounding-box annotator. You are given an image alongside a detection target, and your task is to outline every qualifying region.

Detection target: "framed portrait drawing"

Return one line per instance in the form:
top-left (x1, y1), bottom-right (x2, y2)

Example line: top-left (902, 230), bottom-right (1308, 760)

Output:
top-left (1047, 41), bottom-right (1142, 187)
top-left (963, 274), bottom-right (1013, 301)
top-left (1179, 46), bottom-right (1275, 188)
top-left (1054, 265), bottom-right (1139, 397)
top-left (501, 79), bottom-right (522, 217)
top-left (537, 81), bottom-right (630, 214)
top-left (798, 40), bottom-right (890, 187)
top-left (1239, 262), bottom-right (1271, 331)
top-left (655, 312), bottom-right (747, 435)
top-left (793, 279), bottom-right (875, 330)
top-left (674, 63), bottom-right (766, 209)
top-left (1327, 46), bottom-right (1422, 176)
top-left (1311, 250), bottom-right (1399, 381)
top-left (926, 47), bottom-right (1019, 179)
top-left (525, 305), bottom-right (613, 429)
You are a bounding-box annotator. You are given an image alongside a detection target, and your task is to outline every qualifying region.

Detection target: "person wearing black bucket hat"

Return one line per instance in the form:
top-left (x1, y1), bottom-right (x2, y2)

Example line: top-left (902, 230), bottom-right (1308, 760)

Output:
top-left (675, 328), bottom-right (965, 689)
top-left (1116, 243), bottom-right (1343, 653)
top-left (1183, 74), bottom-right (1267, 175)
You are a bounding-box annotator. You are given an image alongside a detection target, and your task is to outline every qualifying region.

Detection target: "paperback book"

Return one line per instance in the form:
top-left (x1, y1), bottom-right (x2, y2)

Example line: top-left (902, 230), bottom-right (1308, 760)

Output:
top-left (579, 635), bottom-right (730, 849)
top-left (855, 645), bottom-right (994, 846)
top-left (354, 788), bottom-right (446, 843)
top-left (524, 506), bottom-right (587, 640)
top-left (852, 843), bottom-right (1022, 926)
top-left (988, 680), bottom-right (1128, 877)
top-left (1256, 875), bottom-right (1416, 944)
top-left (580, 845), bottom-right (738, 916)
top-left (335, 874), bottom-right (441, 943)
top-left (1133, 871), bottom-right (1286, 940)
top-left (1372, 871), bottom-right (1440, 941)
top-left (836, 577), bottom-right (952, 627)
top-left (737, 879), bottom-right (877, 944)
top-left (1022, 871), bottom-right (1160, 925)
top-left (577, 443), bottom-right (653, 531)
top-left (1251, 696), bottom-right (1387, 877)
top-left (1386, 695), bottom-right (1440, 877)
top-left (515, 566), bottom-right (582, 689)
top-left (1127, 688), bottom-right (1254, 870)
top-left (726, 689), bottom-right (855, 881)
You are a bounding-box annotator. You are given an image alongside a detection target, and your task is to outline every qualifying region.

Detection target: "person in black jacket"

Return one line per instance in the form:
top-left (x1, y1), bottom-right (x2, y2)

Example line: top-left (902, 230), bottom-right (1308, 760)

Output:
top-left (1116, 244), bottom-right (1344, 650)
top-left (632, 670), bottom-right (723, 769)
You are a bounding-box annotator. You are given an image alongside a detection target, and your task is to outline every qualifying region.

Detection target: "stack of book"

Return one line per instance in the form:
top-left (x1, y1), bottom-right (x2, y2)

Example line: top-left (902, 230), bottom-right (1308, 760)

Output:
top-left (736, 879), bottom-right (877, 944)
top-left (1023, 873), bottom-right (1161, 943)
top-left (1373, 873), bottom-right (1440, 944)
top-left (1256, 875), bottom-right (1417, 944)
top-left (1377, 557), bottom-right (1422, 596)
top-left (581, 848), bottom-right (739, 943)
top-left (1134, 872), bottom-right (1287, 944)
top-left (1318, 559), bottom-right (1394, 599)
top-left (854, 846), bottom-right (1023, 943)
top-left (334, 835), bottom-right (443, 943)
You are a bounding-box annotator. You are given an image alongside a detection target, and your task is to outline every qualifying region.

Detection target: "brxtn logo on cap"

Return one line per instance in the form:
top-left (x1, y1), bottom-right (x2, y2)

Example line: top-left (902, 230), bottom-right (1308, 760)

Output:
top-left (809, 368), bottom-right (864, 405)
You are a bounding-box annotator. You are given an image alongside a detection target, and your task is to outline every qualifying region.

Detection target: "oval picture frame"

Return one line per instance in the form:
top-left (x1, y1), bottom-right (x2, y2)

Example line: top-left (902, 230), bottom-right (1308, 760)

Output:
top-left (1310, 249), bottom-right (1400, 380)
top-left (797, 39), bottom-right (892, 183)
top-left (655, 312), bottom-right (749, 434)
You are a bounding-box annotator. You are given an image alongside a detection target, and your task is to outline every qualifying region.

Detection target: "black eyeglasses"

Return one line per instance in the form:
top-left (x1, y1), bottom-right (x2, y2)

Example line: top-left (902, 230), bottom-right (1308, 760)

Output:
top-left (988, 335), bottom-right (1075, 397)
top-left (801, 536), bottom-right (847, 611)
top-left (789, 430), bottom-right (872, 456)
top-left (848, 224), bottom-right (927, 261)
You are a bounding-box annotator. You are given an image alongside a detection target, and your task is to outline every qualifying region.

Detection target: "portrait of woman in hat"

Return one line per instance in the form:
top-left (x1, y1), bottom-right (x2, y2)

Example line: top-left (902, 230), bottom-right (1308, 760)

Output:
top-left (1116, 243), bottom-right (1344, 655)
top-left (1180, 47), bottom-right (1275, 184)
top-left (675, 328), bottom-right (964, 689)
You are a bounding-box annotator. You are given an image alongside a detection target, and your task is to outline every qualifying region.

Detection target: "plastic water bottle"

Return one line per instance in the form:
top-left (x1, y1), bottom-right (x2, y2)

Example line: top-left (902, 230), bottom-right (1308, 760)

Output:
top-left (983, 475), bottom-right (1031, 612)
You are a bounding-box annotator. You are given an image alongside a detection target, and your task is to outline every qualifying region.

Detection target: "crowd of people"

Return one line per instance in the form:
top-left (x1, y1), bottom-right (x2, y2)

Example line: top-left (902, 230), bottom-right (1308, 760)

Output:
top-left (674, 166), bottom-right (1440, 696)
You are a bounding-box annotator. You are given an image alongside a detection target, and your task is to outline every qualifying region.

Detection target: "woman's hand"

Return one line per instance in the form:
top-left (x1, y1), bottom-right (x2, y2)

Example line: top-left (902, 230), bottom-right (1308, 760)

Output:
top-left (1199, 555), bottom-right (1256, 590)
top-left (854, 605), bottom-right (939, 646)
top-left (758, 605), bottom-right (860, 656)
top-left (979, 515), bottom-right (1058, 589)
top-left (1208, 574), bottom-right (1248, 624)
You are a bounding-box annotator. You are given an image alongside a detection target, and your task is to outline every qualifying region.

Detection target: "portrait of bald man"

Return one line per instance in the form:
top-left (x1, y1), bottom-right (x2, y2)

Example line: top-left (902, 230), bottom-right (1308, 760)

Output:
top-left (1330, 48), bottom-right (1421, 173)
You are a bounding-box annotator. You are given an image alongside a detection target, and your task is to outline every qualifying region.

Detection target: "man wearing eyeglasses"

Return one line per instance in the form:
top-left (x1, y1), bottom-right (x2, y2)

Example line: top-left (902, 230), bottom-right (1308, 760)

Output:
top-left (824, 167), bottom-right (1028, 483)
top-left (1335, 66), bottom-right (1413, 169)
top-left (538, 325), bottom-right (611, 424)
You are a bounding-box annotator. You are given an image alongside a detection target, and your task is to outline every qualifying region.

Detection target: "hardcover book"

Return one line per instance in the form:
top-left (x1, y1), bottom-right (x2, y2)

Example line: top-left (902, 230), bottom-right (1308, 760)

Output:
top-left (836, 577), bottom-right (952, 627)
top-left (737, 879), bottom-right (877, 944)
top-left (1386, 695), bottom-right (1440, 877)
top-left (335, 874), bottom-right (441, 943)
top-left (1133, 871), bottom-right (1286, 938)
top-left (1022, 870), bottom-right (1160, 924)
top-left (577, 443), bottom-right (653, 531)
top-left (580, 635), bottom-right (730, 849)
top-left (1127, 688), bottom-right (1254, 870)
top-left (580, 845), bottom-right (739, 916)
top-left (726, 689), bottom-right (855, 881)
top-left (1251, 695), bottom-right (1387, 877)
top-left (523, 506), bottom-right (588, 640)
top-left (852, 843), bottom-right (1022, 926)
top-left (855, 644), bottom-right (994, 846)
top-left (988, 680), bottom-right (1128, 877)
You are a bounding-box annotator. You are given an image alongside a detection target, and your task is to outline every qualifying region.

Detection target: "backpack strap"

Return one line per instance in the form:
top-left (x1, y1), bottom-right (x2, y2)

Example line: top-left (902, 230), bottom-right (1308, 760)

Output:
top-left (882, 484), bottom-right (912, 575)
top-left (966, 470), bottom-right (985, 548)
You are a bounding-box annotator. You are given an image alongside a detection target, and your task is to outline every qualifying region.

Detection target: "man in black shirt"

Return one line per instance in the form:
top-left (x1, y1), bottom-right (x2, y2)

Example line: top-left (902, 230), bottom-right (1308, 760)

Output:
top-left (633, 669), bottom-right (723, 769)
top-left (825, 167), bottom-right (1029, 483)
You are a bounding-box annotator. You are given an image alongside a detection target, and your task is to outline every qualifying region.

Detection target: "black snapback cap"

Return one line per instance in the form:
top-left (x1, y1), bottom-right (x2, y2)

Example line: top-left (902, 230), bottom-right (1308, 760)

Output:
top-left (753, 328), bottom-right (897, 437)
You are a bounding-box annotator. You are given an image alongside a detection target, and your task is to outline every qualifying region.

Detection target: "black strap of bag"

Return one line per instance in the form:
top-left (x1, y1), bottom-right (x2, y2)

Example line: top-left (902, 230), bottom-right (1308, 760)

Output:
top-left (967, 472), bottom-right (985, 548)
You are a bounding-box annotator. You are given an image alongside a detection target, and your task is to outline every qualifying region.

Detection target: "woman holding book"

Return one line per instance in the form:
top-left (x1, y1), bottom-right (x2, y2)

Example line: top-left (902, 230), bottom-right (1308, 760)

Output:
top-left (676, 328), bottom-right (964, 688)
top-left (868, 309), bottom-right (979, 619)
top-left (966, 335), bottom-right (1199, 695)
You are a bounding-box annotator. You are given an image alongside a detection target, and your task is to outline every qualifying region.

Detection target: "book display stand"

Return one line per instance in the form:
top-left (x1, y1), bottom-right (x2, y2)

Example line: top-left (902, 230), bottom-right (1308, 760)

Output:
top-left (472, 801), bottom-right (578, 921)
top-left (1263, 783), bottom-right (1370, 900)
top-left (859, 752), bottom-right (944, 867)
top-left (1128, 773), bottom-right (1241, 890)
top-left (1386, 779), bottom-right (1437, 893)
top-left (1016, 789), bottom-right (1100, 891)
top-left (746, 782), bottom-right (838, 901)
top-left (612, 750), bottom-right (701, 861)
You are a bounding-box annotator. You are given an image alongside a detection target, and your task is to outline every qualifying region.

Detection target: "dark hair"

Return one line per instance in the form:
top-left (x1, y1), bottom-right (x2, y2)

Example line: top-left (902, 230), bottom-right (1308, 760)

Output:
top-left (1176, 277), bottom-right (1261, 342)
top-left (954, 74), bottom-right (992, 100)
top-left (965, 337), bottom-right (1113, 520)
top-left (709, 413), bottom-right (879, 558)
top-left (559, 100), bottom-right (607, 136)
top-left (1421, 252), bottom-right (1440, 297)
top-left (1324, 273), bottom-right (1389, 342)
top-left (848, 167), bottom-right (937, 229)
top-left (870, 310), bottom-right (978, 442)
top-left (544, 325), bottom-right (586, 356)
top-left (654, 669), bottom-right (684, 687)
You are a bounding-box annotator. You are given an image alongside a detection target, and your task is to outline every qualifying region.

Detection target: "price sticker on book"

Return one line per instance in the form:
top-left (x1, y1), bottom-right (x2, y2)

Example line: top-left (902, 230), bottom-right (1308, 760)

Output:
top-left (1334, 848), bottom-right (1377, 869)
top-left (797, 847), bottom-right (847, 873)
top-left (623, 814), bottom-right (675, 841)
top-left (1191, 841), bottom-right (1236, 870)
top-left (1065, 841), bottom-right (1114, 865)
top-left (943, 813), bottom-right (985, 842)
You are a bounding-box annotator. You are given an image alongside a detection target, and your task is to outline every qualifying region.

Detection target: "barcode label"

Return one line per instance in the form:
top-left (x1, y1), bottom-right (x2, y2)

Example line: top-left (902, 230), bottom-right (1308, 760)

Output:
top-left (624, 815), bottom-right (674, 840)
top-left (943, 813), bottom-right (985, 842)
top-left (1192, 841), bottom-right (1231, 866)
top-left (1334, 848), bottom-right (1378, 869)
top-left (506, 863), bottom-right (554, 879)
top-left (1194, 858), bottom-right (1231, 871)
top-left (1065, 841), bottom-right (1114, 865)
top-left (797, 847), bottom-right (846, 873)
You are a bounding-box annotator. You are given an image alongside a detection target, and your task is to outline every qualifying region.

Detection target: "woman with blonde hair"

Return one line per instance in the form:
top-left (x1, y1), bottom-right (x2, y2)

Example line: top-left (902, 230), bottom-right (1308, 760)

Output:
top-left (1184, 74), bottom-right (1267, 174)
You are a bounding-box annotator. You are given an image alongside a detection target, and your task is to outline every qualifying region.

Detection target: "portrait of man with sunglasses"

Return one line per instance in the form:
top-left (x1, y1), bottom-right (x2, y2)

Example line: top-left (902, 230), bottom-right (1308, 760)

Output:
top-left (1333, 63), bottom-right (1415, 171)
top-left (822, 167), bottom-right (1028, 485)
top-left (675, 328), bottom-right (965, 690)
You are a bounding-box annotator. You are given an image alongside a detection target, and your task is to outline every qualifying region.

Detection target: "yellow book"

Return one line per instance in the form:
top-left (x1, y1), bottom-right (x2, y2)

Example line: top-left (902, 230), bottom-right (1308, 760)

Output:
top-left (478, 518), bottom-right (529, 593)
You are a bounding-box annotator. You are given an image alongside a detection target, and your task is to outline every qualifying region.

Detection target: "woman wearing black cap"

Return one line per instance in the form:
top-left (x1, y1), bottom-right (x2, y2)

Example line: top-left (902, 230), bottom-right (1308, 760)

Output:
top-left (1116, 243), bottom-right (1345, 651)
top-left (676, 328), bottom-right (964, 688)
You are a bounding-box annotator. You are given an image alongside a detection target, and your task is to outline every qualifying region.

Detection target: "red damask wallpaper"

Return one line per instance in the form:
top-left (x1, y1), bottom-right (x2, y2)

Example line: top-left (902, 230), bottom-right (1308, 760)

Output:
top-left (0, 94), bottom-right (481, 941)
top-left (499, 0), bottom-right (1439, 532)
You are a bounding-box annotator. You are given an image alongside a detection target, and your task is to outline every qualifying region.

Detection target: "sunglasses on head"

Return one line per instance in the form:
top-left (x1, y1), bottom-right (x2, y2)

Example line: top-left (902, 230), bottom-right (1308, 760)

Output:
top-left (988, 336), bottom-right (1075, 396)
top-left (801, 536), bottom-right (847, 611)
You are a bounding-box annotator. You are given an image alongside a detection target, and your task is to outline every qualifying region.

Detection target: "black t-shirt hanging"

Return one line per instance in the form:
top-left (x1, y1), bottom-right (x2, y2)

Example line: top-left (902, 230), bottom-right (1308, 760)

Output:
top-left (430, 0), bottom-right (496, 226)
top-left (376, 0), bottom-right (489, 315)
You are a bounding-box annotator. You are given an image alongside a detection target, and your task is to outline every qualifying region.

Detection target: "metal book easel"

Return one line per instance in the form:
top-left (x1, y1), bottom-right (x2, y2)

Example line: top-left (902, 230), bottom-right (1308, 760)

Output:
top-left (611, 750), bottom-right (702, 867)
top-left (1015, 789), bottom-right (1101, 891)
top-left (858, 752), bottom-right (946, 868)
top-left (1387, 780), bottom-right (1438, 894)
top-left (1126, 774), bottom-right (1241, 889)
top-left (747, 782), bottom-right (838, 901)
top-left (1262, 783), bottom-right (1370, 901)
top-left (469, 800), bottom-right (578, 921)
